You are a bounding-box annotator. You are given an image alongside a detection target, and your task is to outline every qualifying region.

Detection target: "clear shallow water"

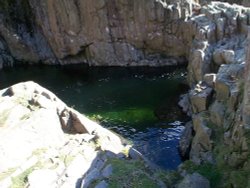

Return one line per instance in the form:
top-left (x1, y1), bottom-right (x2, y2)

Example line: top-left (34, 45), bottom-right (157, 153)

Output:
top-left (0, 64), bottom-right (188, 169)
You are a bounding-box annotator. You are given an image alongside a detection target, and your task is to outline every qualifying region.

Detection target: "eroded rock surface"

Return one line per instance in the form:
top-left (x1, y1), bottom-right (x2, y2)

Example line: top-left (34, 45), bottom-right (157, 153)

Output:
top-left (0, 0), bottom-right (195, 67)
top-left (0, 81), bottom-right (165, 188)
top-left (178, 2), bottom-right (250, 187)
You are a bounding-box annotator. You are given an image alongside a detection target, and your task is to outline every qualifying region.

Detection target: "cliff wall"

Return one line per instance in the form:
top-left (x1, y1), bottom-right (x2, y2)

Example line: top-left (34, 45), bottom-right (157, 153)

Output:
top-left (0, 0), bottom-right (194, 67)
top-left (177, 2), bottom-right (250, 187)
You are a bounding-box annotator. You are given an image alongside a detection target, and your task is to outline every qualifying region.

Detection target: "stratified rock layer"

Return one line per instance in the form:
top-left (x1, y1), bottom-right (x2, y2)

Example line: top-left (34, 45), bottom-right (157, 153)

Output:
top-left (177, 2), bottom-right (250, 187)
top-left (0, 0), bottom-right (194, 67)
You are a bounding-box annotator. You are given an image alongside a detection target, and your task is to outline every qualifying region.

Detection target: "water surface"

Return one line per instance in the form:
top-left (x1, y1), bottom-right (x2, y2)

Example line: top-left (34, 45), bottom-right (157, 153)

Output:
top-left (0, 64), bottom-right (188, 169)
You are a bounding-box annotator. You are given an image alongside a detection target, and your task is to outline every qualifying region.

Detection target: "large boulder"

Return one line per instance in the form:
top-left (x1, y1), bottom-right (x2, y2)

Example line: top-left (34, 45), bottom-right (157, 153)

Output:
top-left (0, 81), bottom-right (66, 173)
top-left (0, 81), bottom-right (127, 188)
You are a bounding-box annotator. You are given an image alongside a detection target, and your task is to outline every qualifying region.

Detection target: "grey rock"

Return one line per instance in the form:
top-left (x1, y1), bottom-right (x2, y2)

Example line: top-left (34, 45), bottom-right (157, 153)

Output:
top-left (179, 122), bottom-right (193, 159)
top-left (213, 49), bottom-right (224, 65)
top-left (215, 64), bottom-right (244, 102)
top-left (213, 49), bottom-right (235, 65)
top-left (189, 83), bottom-right (213, 113)
top-left (101, 164), bottom-right (113, 178)
top-left (81, 168), bottom-right (101, 188)
top-left (216, 17), bottom-right (226, 40)
top-left (178, 94), bottom-right (192, 116)
top-left (222, 50), bottom-right (235, 64)
top-left (190, 113), bottom-right (213, 164)
top-left (209, 101), bottom-right (225, 127)
top-left (243, 30), bottom-right (250, 129)
top-left (95, 180), bottom-right (108, 188)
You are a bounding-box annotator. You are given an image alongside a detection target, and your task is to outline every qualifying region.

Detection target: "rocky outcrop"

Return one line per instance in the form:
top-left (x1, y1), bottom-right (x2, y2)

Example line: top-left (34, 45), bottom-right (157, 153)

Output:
top-left (0, 81), bottom-right (165, 188)
top-left (177, 2), bottom-right (250, 187)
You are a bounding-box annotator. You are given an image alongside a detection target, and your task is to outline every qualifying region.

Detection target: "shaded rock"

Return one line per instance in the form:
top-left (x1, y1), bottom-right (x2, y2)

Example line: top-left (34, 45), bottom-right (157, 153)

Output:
top-left (81, 168), bottom-right (101, 188)
top-left (101, 164), bottom-right (113, 178)
top-left (243, 29), bottom-right (250, 129)
top-left (190, 113), bottom-right (213, 164)
top-left (213, 49), bottom-right (235, 65)
top-left (178, 94), bottom-right (192, 116)
top-left (179, 122), bottom-right (193, 159)
top-left (188, 49), bottom-right (207, 85)
top-left (203, 74), bottom-right (216, 88)
top-left (177, 173), bottom-right (210, 188)
top-left (209, 101), bottom-right (225, 126)
top-left (95, 180), bottom-right (108, 188)
top-left (216, 17), bottom-right (226, 40)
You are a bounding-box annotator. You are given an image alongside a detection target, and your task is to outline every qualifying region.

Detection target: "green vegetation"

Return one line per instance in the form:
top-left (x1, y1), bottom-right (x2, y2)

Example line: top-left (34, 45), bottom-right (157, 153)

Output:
top-left (155, 170), bottom-right (181, 187)
top-left (89, 108), bottom-right (157, 126)
top-left (182, 118), bottom-right (250, 188)
top-left (0, 168), bottom-right (16, 181)
top-left (59, 154), bottom-right (75, 167)
top-left (11, 166), bottom-right (35, 188)
top-left (32, 148), bottom-right (47, 157)
top-left (10, 160), bottom-right (45, 187)
top-left (100, 158), bottom-right (159, 188)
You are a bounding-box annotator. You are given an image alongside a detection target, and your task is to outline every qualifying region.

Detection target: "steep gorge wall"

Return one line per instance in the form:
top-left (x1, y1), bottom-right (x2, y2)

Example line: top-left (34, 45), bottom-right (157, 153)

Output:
top-left (177, 2), bottom-right (250, 187)
top-left (0, 0), bottom-right (194, 68)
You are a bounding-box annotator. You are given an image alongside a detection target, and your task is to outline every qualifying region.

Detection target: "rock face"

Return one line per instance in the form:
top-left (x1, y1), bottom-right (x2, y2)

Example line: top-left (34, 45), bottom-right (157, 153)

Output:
top-left (0, 0), bottom-right (248, 68)
top-left (0, 0), bottom-right (195, 67)
top-left (0, 81), bottom-right (165, 188)
top-left (177, 1), bottom-right (250, 187)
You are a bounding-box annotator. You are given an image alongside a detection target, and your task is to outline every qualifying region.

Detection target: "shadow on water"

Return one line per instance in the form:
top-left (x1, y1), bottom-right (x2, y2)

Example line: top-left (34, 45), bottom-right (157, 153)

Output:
top-left (0, 64), bottom-right (190, 170)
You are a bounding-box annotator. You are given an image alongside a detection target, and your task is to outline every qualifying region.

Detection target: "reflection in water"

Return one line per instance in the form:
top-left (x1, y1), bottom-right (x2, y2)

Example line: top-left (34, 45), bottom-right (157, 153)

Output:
top-left (0, 64), bottom-right (189, 170)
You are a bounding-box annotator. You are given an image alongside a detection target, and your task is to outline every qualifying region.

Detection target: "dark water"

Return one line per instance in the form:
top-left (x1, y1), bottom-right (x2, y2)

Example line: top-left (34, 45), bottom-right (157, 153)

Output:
top-left (0, 64), bottom-right (188, 170)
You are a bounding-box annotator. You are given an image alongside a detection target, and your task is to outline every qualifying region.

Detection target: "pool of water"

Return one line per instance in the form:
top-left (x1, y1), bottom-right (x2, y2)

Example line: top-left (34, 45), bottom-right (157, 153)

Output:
top-left (0, 64), bottom-right (189, 169)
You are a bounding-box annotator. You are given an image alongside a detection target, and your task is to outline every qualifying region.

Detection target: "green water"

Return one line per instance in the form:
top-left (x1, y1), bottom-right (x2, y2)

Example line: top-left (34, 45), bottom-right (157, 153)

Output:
top-left (0, 64), bottom-right (188, 169)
